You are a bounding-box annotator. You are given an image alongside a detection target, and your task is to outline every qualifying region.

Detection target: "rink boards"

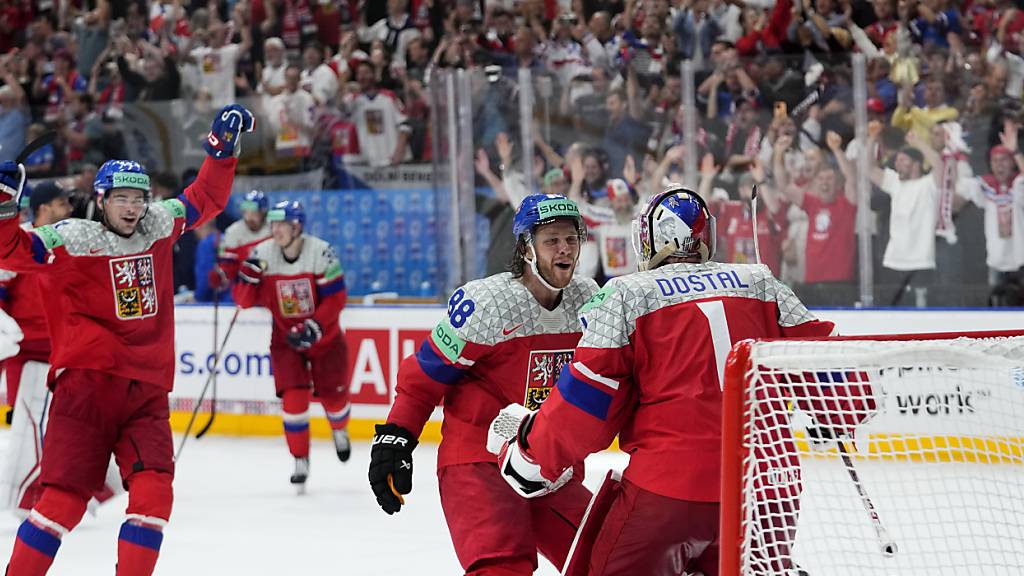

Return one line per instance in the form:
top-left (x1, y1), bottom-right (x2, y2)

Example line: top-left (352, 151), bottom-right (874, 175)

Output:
top-left (162, 306), bottom-right (1024, 455)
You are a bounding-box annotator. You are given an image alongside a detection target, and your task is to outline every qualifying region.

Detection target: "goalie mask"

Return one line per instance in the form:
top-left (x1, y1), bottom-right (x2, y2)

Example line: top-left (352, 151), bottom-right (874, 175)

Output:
top-left (632, 185), bottom-right (716, 270)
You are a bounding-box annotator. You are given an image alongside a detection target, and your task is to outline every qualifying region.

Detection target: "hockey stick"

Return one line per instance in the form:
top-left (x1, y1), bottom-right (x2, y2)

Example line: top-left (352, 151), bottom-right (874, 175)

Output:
top-left (174, 307), bottom-right (241, 461)
top-left (9, 130), bottom-right (59, 209)
top-left (751, 184), bottom-right (762, 265)
top-left (195, 295), bottom-right (221, 439)
top-left (836, 441), bottom-right (899, 557)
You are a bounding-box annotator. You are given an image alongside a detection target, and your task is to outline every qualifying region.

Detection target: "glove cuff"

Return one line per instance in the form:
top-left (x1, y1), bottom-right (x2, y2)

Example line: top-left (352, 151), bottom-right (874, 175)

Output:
top-left (0, 199), bottom-right (18, 220)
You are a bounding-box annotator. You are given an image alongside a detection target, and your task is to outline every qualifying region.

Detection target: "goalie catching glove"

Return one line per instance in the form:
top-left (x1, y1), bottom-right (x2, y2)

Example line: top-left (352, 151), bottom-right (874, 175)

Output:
top-left (487, 403), bottom-right (573, 499)
top-left (286, 319), bottom-right (323, 351)
top-left (369, 423), bottom-right (417, 514)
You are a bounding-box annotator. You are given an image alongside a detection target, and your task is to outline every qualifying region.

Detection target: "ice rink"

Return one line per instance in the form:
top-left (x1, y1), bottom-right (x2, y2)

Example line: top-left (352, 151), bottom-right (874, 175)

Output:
top-left (0, 432), bottom-right (629, 575)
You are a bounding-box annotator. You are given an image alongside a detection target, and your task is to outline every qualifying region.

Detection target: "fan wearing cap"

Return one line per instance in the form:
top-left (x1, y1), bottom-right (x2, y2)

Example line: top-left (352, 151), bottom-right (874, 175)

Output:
top-left (232, 200), bottom-right (351, 490)
top-left (0, 103), bottom-right (253, 576)
top-left (955, 121), bottom-right (1024, 288)
top-left (487, 185), bottom-right (842, 575)
top-left (369, 193), bottom-right (598, 575)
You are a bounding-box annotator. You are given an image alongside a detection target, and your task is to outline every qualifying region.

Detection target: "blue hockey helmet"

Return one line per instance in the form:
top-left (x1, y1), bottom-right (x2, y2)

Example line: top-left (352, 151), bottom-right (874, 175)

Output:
top-left (632, 185), bottom-right (716, 270)
top-left (512, 193), bottom-right (586, 242)
top-left (94, 160), bottom-right (150, 199)
top-left (267, 200), bottom-right (306, 227)
top-left (240, 190), bottom-right (269, 213)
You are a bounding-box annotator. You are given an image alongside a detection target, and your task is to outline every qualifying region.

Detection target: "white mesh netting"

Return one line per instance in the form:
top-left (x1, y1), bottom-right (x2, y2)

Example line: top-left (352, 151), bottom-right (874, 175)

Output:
top-left (734, 336), bottom-right (1024, 576)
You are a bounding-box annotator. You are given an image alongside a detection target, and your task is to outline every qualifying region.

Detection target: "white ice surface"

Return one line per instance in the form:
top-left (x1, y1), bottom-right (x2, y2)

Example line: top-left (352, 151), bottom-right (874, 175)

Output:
top-left (0, 432), bottom-right (629, 575)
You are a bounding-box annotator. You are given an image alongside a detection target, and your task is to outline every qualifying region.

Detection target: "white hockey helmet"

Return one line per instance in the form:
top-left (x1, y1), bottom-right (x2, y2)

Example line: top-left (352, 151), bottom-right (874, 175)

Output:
top-left (632, 185), bottom-right (716, 270)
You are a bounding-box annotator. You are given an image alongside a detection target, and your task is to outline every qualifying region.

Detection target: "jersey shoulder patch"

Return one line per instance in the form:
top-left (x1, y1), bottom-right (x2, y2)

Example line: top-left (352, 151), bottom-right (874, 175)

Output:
top-left (439, 275), bottom-right (506, 346)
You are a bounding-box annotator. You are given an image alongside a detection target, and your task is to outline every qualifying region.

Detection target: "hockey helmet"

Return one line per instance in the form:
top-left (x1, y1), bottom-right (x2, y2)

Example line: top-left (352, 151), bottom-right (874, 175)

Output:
top-left (512, 193), bottom-right (586, 242)
top-left (632, 185), bottom-right (716, 270)
top-left (240, 190), bottom-right (269, 213)
top-left (94, 160), bottom-right (150, 199)
top-left (267, 200), bottom-right (306, 227)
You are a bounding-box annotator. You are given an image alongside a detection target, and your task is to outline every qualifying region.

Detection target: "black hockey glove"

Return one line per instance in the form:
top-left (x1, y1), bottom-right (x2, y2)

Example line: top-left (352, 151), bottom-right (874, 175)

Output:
top-left (369, 423), bottom-right (418, 515)
top-left (238, 258), bottom-right (263, 285)
top-left (286, 319), bottom-right (323, 351)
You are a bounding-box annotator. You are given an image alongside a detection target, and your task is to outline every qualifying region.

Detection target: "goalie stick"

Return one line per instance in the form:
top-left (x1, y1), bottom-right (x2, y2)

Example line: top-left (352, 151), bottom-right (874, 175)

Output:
top-left (175, 307), bottom-right (241, 461)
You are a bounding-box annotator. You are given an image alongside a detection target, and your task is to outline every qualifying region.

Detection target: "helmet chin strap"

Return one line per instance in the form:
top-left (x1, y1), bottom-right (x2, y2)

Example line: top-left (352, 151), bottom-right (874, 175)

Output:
top-left (525, 238), bottom-right (569, 293)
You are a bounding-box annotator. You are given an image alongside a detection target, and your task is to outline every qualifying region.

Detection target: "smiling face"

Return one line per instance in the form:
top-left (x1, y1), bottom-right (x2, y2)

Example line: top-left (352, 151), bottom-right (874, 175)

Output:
top-left (99, 188), bottom-right (148, 236)
top-left (527, 219), bottom-right (582, 290)
top-left (271, 220), bottom-right (301, 247)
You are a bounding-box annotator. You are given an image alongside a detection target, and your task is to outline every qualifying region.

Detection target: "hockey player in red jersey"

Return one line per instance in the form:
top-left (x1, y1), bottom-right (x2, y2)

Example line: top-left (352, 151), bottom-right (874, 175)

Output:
top-left (1, 103), bottom-right (253, 576)
top-left (0, 180), bottom-right (121, 517)
top-left (488, 185), bottom-right (841, 576)
top-left (208, 189), bottom-right (271, 290)
top-left (232, 200), bottom-right (351, 490)
top-left (368, 193), bottom-right (599, 575)
top-left (0, 182), bottom-right (72, 418)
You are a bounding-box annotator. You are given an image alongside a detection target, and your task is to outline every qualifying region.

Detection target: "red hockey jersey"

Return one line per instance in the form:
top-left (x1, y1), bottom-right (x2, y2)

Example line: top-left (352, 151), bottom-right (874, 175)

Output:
top-left (232, 234), bottom-right (347, 353)
top-left (388, 273), bottom-right (599, 469)
top-left (0, 157), bottom-right (238, 388)
top-left (525, 262), bottom-right (836, 502)
top-left (0, 225), bottom-right (51, 357)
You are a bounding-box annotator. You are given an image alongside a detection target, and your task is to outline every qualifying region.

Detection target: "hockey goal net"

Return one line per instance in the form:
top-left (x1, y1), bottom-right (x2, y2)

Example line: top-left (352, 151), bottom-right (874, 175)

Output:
top-left (721, 331), bottom-right (1024, 576)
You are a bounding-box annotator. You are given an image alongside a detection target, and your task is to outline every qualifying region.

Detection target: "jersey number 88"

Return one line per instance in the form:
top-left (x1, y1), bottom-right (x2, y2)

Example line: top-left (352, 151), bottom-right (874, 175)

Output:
top-left (447, 288), bottom-right (476, 328)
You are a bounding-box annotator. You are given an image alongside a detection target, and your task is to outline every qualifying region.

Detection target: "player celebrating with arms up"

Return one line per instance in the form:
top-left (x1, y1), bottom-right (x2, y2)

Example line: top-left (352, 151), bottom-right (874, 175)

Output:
top-left (489, 185), bottom-right (839, 576)
top-left (368, 194), bottom-right (598, 575)
top-left (232, 200), bottom-right (351, 491)
top-left (2, 104), bottom-right (253, 576)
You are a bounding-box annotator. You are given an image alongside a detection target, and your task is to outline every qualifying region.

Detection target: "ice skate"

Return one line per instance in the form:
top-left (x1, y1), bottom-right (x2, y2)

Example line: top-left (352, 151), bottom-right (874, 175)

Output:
top-left (332, 429), bottom-right (351, 462)
top-left (290, 457), bottom-right (309, 495)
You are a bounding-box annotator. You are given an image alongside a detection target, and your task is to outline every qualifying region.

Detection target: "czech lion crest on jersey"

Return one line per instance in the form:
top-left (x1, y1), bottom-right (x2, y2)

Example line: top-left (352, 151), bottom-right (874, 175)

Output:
top-left (524, 349), bottom-right (573, 410)
top-left (275, 278), bottom-right (315, 317)
top-left (109, 254), bottom-right (158, 320)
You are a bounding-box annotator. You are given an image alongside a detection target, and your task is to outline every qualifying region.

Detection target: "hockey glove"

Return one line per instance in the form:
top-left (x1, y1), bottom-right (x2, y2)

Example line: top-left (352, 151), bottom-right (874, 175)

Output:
top-left (489, 403), bottom-right (573, 499)
top-left (0, 161), bottom-right (26, 220)
top-left (369, 423), bottom-right (418, 515)
top-left (238, 258), bottom-right (263, 285)
top-left (0, 308), bottom-right (23, 362)
top-left (286, 319), bottom-right (323, 351)
top-left (207, 265), bottom-right (228, 291)
top-left (204, 104), bottom-right (256, 159)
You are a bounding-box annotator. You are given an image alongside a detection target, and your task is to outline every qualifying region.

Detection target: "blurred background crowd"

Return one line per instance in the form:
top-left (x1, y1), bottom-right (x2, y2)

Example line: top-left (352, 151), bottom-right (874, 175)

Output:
top-left (1, 0), bottom-right (1022, 307)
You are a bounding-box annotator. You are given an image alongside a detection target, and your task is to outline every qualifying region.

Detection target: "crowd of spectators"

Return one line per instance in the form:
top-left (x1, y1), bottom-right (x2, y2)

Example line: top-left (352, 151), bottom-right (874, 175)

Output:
top-left (0, 0), bottom-right (1022, 305)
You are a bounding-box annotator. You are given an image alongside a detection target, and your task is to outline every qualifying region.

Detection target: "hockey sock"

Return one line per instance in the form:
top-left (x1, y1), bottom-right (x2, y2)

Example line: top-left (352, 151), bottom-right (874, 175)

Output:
top-left (7, 488), bottom-right (88, 575)
top-left (117, 471), bottom-right (172, 576)
top-left (282, 389), bottom-right (311, 458)
top-left (320, 397), bottom-right (350, 431)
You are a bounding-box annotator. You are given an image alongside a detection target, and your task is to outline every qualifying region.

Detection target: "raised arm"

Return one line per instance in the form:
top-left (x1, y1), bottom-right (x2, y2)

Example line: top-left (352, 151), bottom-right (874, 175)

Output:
top-left (174, 105), bottom-right (254, 231)
top-left (826, 131), bottom-right (858, 204)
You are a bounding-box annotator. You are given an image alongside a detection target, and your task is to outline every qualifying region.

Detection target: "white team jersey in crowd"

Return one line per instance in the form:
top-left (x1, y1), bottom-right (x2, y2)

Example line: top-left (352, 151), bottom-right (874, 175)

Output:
top-left (957, 174), bottom-right (1024, 272)
top-left (347, 89), bottom-right (411, 167)
top-left (190, 43), bottom-right (242, 108)
top-left (880, 169), bottom-right (941, 271)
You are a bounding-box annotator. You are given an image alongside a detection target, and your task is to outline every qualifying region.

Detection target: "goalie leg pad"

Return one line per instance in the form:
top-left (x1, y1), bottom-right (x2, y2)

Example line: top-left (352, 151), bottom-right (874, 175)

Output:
top-left (1, 361), bottom-right (51, 512)
top-left (438, 463), bottom-right (538, 572)
top-left (588, 478), bottom-right (719, 576)
top-left (530, 475), bottom-right (591, 571)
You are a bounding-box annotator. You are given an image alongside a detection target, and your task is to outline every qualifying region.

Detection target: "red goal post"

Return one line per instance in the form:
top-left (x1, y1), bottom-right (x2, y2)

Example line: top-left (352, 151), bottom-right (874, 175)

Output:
top-left (721, 330), bottom-right (1024, 576)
